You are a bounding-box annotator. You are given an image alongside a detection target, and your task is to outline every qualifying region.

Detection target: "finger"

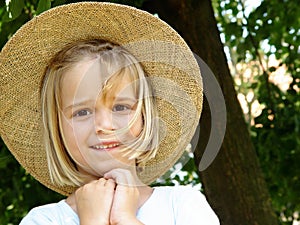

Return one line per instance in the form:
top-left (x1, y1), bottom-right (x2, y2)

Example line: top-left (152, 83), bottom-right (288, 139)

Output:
top-left (89, 179), bottom-right (99, 184)
top-left (105, 179), bottom-right (116, 189)
top-left (104, 169), bottom-right (135, 186)
top-left (97, 177), bottom-right (107, 185)
top-left (104, 169), bottom-right (127, 184)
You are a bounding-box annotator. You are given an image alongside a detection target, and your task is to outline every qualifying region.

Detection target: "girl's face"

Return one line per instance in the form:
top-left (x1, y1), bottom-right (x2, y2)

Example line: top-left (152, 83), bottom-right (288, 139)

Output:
top-left (59, 59), bottom-right (143, 179)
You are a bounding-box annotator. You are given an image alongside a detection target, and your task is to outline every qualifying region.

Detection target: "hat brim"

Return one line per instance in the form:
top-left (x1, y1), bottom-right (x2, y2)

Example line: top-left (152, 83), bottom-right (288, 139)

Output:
top-left (0, 2), bottom-right (202, 196)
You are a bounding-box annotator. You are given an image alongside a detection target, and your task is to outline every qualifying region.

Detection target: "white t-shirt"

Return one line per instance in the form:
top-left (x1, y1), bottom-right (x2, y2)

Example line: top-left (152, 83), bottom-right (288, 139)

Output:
top-left (20, 186), bottom-right (219, 225)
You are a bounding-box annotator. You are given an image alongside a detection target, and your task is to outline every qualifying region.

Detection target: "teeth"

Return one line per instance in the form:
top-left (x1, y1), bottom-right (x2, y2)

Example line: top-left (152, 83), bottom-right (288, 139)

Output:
top-left (93, 143), bottom-right (119, 149)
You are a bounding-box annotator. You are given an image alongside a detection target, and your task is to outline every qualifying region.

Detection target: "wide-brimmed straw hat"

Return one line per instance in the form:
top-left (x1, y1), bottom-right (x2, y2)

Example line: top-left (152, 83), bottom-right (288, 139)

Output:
top-left (0, 2), bottom-right (202, 196)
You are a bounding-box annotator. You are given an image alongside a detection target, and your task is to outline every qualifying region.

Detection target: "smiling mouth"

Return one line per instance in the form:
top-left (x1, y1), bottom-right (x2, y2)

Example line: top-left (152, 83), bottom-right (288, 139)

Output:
top-left (91, 143), bottom-right (120, 150)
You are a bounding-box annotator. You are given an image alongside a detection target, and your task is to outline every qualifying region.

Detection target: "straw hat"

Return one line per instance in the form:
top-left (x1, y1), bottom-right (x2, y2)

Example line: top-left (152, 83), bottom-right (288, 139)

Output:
top-left (0, 2), bottom-right (202, 196)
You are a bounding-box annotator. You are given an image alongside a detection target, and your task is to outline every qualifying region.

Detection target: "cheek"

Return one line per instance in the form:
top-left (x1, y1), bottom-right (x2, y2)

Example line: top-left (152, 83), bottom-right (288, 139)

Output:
top-left (60, 118), bottom-right (90, 165)
top-left (60, 117), bottom-right (91, 150)
top-left (130, 115), bottom-right (143, 137)
top-left (60, 118), bottom-right (77, 151)
top-left (112, 114), bottom-right (132, 129)
top-left (112, 114), bottom-right (143, 138)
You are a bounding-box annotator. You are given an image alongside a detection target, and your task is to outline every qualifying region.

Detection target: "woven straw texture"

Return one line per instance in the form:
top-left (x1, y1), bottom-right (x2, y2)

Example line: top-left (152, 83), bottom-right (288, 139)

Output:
top-left (0, 2), bottom-right (202, 196)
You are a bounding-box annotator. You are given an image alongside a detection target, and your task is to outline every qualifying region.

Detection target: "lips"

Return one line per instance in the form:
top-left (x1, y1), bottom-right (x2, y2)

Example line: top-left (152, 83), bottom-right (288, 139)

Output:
top-left (91, 142), bottom-right (120, 151)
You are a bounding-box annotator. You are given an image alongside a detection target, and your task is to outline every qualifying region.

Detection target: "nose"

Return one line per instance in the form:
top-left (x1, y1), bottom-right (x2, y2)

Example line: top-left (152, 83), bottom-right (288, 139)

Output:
top-left (94, 108), bottom-right (115, 134)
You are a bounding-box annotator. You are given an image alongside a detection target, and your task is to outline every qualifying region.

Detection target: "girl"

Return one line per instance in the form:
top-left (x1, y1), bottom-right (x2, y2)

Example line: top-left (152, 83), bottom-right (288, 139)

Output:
top-left (0, 2), bottom-right (219, 225)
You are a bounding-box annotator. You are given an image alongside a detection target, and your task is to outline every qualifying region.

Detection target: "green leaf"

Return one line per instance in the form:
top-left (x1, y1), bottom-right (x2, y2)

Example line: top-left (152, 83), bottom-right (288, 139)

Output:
top-left (52, 0), bottom-right (67, 7)
top-left (0, 9), bottom-right (30, 49)
top-left (36, 0), bottom-right (51, 15)
top-left (2, 0), bottom-right (25, 22)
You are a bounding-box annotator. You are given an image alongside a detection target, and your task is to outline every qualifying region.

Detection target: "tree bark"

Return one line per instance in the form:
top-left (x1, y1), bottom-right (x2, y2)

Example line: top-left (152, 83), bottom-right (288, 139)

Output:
top-left (143, 0), bottom-right (279, 224)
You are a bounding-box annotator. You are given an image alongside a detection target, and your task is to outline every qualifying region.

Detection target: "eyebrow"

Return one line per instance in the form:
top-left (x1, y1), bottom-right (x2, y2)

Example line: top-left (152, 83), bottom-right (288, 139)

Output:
top-left (113, 96), bottom-right (137, 103)
top-left (63, 99), bottom-right (95, 112)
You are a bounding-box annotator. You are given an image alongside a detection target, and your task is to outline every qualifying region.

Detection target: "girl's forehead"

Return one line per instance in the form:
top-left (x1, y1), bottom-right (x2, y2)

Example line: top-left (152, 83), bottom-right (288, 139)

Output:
top-left (62, 59), bottom-right (109, 86)
top-left (60, 59), bottom-right (137, 106)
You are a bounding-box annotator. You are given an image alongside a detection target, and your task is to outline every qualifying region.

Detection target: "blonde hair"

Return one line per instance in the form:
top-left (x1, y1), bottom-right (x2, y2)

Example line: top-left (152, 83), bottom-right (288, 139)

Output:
top-left (41, 39), bottom-right (158, 187)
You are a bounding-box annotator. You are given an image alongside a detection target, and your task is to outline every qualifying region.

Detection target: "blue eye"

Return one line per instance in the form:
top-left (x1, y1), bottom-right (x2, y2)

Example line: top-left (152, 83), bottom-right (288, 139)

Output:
top-left (73, 109), bottom-right (92, 117)
top-left (112, 104), bottom-right (130, 112)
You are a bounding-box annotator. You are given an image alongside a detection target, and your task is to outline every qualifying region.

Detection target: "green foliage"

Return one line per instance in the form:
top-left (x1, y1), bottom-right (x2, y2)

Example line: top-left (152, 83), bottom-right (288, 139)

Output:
top-left (2, 0), bottom-right (25, 22)
top-left (253, 86), bottom-right (300, 223)
top-left (36, 0), bottom-right (52, 15)
top-left (152, 151), bottom-right (201, 190)
top-left (215, 0), bottom-right (300, 223)
top-left (104, 0), bottom-right (145, 7)
top-left (0, 140), bottom-right (63, 224)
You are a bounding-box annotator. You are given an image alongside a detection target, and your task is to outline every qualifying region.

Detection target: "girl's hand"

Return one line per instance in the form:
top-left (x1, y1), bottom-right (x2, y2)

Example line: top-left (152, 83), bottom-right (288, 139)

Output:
top-left (75, 178), bottom-right (116, 225)
top-left (104, 169), bottom-right (144, 225)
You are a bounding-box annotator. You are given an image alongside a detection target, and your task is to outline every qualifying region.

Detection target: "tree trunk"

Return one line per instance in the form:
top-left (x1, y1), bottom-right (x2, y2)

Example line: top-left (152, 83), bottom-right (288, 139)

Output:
top-left (143, 0), bottom-right (279, 224)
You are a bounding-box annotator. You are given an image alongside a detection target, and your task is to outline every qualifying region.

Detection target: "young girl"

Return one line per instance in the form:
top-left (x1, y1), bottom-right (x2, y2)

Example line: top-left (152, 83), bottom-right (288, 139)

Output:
top-left (0, 2), bottom-right (219, 225)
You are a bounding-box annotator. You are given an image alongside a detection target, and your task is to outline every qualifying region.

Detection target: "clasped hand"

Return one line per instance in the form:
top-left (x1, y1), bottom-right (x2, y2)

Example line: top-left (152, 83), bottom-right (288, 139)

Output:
top-left (75, 169), bottom-right (143, 225)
